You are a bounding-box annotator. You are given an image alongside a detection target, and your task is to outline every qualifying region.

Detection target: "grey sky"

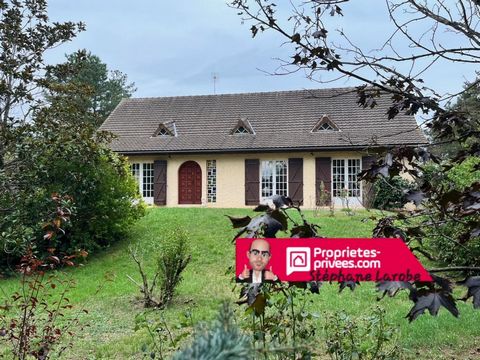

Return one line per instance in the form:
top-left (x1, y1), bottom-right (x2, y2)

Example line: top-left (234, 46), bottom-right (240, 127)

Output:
top-left (46, 0), bottom-right (477, 99)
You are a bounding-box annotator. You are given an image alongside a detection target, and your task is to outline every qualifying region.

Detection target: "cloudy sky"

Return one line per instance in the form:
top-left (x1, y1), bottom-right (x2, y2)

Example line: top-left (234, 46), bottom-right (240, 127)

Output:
top-left (46, 0), bottom-right (477, 99)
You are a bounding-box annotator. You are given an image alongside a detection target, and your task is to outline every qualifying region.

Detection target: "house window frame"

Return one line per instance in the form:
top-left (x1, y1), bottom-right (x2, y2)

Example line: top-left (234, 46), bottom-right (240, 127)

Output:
top-left (318, 122), bottom-right (335, 131)
top-left (157, 127), bottom-right (170, 136)
top-left (131, 162), bottom-right (154, 205)
top-left (234, 126), bottom-right (249, 134)
top-left (331, 157), bottom-right (362, 199)
top-left (260, 160), bottom-right (288, 201)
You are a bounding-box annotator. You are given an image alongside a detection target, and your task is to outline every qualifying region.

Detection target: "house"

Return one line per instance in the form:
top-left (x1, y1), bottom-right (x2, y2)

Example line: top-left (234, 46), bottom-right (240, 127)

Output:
top-left (100, 88), bottom-right (427, 208)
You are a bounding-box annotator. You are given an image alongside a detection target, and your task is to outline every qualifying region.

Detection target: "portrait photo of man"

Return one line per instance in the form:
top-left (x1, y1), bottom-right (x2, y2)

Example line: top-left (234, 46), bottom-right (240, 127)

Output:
top-left (238, 239), bottom-right (279, 283)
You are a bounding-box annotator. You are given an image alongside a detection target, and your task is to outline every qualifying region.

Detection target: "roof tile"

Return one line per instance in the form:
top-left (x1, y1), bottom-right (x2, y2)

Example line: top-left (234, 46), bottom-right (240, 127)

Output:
top-left (100, 88), bottom-right (428, 153)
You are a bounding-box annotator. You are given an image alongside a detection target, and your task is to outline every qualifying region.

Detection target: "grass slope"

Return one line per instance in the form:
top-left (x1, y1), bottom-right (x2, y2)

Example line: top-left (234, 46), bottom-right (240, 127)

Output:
top-left (1, 208), bottom-right (479, 359)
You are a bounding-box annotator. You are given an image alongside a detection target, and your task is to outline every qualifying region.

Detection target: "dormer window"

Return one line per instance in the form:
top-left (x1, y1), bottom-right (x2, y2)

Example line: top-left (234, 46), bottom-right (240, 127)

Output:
top-left (311, 115), bottom-right (339, 132)
top-left (231, 117), bottom-right (255, 135)
top-left (318, 122), bottom-right (335, 131)
top-left (157, 127), bottom-right (171, 136)
top-left (234, 126), bottom-right (249, 134)
top-left (152, 121), bottom-right (177, 137)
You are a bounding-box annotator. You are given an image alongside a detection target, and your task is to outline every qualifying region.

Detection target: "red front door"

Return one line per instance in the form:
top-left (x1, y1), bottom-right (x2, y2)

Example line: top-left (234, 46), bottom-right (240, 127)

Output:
top-left (178, 161), bottom-right (202, 204)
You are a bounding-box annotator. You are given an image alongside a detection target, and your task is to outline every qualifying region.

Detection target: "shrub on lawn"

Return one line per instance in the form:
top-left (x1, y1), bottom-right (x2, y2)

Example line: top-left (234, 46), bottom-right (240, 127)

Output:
top-left (372, 176), bottom-right (414, 210)
top-left (422, 159), bottom-right (480, 269)
top-left (0, 195), bottom-right (88, 360)
top-left (157, 228), bottom-right (191, 306)
top-left (0, 101), bottom-right (145, 273)
top-left (241, 283), bottom-right (318, 358)
top-left (424, 221), bottom-right (480, 270)
top-left (128, 227), bottom-right (191, 308)
top-left (172, 302), bottom-right (252, 360)
top-left (324, 307), bottom-right (402, 360)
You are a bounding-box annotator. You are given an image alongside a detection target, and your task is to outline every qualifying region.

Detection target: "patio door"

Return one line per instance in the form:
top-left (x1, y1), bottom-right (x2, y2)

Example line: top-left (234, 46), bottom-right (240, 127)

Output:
top-left (332, 159), bottom-right (362, 207)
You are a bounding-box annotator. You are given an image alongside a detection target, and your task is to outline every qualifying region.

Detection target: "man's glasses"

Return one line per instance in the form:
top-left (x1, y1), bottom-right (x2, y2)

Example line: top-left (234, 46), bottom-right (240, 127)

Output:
top-left (249, 249), bottom-right (271, 258)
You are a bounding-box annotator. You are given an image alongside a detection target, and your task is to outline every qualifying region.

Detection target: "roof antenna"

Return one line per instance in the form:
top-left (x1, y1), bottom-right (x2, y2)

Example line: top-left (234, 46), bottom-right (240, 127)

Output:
top-left (212, 72), bottom-right (219, 94)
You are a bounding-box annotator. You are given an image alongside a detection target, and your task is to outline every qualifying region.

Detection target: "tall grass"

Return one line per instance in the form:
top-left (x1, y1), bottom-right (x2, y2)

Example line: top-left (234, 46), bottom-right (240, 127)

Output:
top-left (1, 208), bottom-right (478, 359)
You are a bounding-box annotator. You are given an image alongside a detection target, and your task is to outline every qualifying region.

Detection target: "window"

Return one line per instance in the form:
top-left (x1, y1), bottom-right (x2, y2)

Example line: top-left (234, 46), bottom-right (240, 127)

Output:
top-left (130, 162), bottom-right (154, 203)
top-left (261, 160), bottom-right (288, 199)
top-left (157, 127), bottom-right (170, 136)
top-left (231, 117), bottom-right (255, 135)
top-left (234, 126), bottom-right (249, 134)
top-left (318, 122), bottom-right (335, 131)
top-left (347, 159), bottom-right (361, 197)
top-left (142, 163), bottom-right (154, 198)
top-left (332, 158), bottom-right (361, 197)
top-left (152, 122), bottom-right (176, 137)
top-left (207, 160), bottom-right (217, 203)
top-left (312, 115), bottom-right (339, 132)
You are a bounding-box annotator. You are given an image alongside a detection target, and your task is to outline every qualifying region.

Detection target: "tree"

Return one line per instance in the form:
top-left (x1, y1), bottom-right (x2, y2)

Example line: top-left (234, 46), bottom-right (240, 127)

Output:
top-left (0, 1), bottom-right (144, 272)
top-left (229, 0), bottom-right (480, 320)
top-left (0, 77), bottom-right (144, 272)
top-left (0, 0), bottom-right (84, 169)
top-left (428, 77), bottom-right (480, 157)
top-left (45, 50), bottom-right (136, 127)
top-left (0, 0), bottom-right (83, 268)
top-left (455, 78), bottom-right (480, 119)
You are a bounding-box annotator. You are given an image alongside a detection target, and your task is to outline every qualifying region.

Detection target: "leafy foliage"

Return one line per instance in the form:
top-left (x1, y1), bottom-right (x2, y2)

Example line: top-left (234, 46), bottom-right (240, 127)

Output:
top-left (324, 307), bottom-right (401, 360)
top-left (128, 228), bottom-right (191, 309)
top-left (45, 49), bottom-right (136, 127)
top-left (0, 96), bottom-right (144, 271)
top-left (228, 195), bottom-right (479, 328)
top-left (406, 289), bottom-right (458, 322)
top-left (134, 310), bottom-right (192, 359)
top-left (372, 176), bottom-right (415, 210)
top-left (172, 303), bottom-right (252, 360)
top-left (229, 1), bottom-right (480, 318)
top-left (157, 228), bottom-right (191, 306)
top-left (419, 160), bottom-right (480, 268)
top-left (458, 276), bottom-right (480, 309)
top-left (0, 195), bottom-right (88, 360)
top-left (246, 284), bottom-right (318, 358)
top-left (376, 281), bottom-right (413, 300)
top-left (0, 0), bottom-right (84, 167)
top-left (0, 0), bottom-right (143, 273)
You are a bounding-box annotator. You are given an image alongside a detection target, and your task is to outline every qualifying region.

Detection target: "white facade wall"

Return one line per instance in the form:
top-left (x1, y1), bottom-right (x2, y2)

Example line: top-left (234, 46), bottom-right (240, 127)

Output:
top-left (127, 151), bottom-right (367, 209)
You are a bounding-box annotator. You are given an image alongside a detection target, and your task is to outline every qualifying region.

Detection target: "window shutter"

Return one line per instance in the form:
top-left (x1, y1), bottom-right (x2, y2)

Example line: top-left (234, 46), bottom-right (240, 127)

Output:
top-left (153, 160), bottom-right (167, 205)
top-left (288, 158), bottom-right (303, 205)
top-left (245, 159), bottom-right (259, 205)
top-left (315, 157), bottom-right (331, 205)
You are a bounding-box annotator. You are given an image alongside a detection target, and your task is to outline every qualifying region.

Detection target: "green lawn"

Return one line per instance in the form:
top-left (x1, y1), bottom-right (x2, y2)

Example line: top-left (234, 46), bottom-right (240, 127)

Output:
top-left (1, 208), bottom-right (479, 359)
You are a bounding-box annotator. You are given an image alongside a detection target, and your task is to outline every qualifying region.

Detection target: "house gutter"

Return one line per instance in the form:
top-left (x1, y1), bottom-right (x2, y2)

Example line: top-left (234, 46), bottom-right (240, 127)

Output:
top-left (116, 143), bottom-right (428, 156)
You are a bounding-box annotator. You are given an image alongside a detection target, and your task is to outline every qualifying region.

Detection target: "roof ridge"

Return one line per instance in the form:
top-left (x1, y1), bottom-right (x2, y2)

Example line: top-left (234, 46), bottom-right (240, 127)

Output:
top-left (123, 86), bottom-right (361, 101)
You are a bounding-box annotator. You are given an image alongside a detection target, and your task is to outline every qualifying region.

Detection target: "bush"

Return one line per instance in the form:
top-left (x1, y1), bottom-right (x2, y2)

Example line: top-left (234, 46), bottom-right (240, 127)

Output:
top-left (0, 195), bottom-right (87, 360)
top-left (55, 152), bottom-right (145, 253)
top-left (422, 159), bottom-right (480, 269)
top-left (172, 303), bottom-right (252, 360)
top-left (0, 102), bottom-right (145, 273)
top-left (324, 307), bottom-right (402, 360)
top-left (128, 228), bottom-right (191, 308)
top-left (424, 220), bottom-right (480, 270)
top-left (157, 228), bottom-right (191, 306)
top-left (446, 156), bottom-right (480, 190)
top-left (372, 176), bottom-right (414, 210)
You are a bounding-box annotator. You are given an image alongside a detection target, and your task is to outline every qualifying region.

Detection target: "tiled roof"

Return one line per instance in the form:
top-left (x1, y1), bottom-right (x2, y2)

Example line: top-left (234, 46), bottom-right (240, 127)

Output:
top-left (100, 87), bottom-right (428, 154)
